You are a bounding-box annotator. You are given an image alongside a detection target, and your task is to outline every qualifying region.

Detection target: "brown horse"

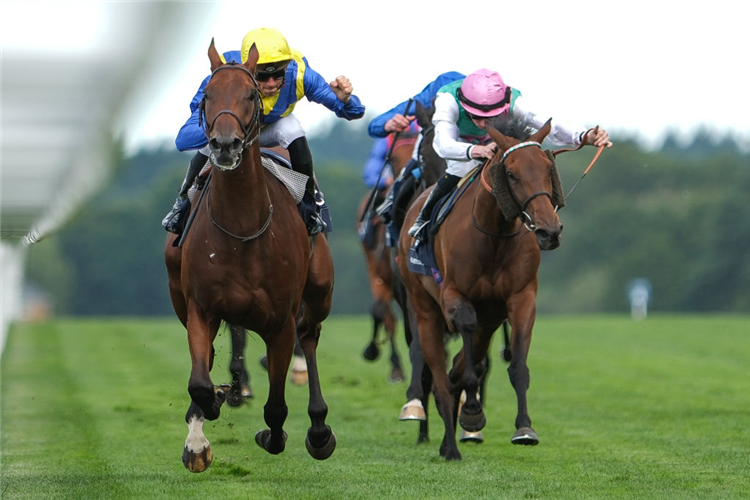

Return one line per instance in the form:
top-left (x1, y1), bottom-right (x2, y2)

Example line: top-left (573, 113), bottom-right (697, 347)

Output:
top-left (397, 118), bottom-right (564, 460)
top-left (164, 40), bottom-right (335, 472)
top-left (357, 133), bottom-right (417, 383)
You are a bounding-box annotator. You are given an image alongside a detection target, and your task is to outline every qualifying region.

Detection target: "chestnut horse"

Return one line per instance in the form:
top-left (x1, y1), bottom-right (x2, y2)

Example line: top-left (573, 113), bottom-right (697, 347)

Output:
top-left (164, 40), bottom-right (335, 472)
top-left (397, 118), bottom-right (564, 460)
top-left (357, 133), bottom-right (417, 383)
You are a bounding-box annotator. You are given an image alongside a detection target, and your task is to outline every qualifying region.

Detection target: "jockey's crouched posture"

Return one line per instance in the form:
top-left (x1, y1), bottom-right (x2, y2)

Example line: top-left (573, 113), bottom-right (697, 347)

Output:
top-left (163, 27), bottom-right (365, 236)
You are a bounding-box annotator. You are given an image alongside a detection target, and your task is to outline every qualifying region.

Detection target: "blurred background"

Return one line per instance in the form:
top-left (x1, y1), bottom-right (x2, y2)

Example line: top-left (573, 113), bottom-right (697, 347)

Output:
top-left (2, 1), bottom-right (749, 349)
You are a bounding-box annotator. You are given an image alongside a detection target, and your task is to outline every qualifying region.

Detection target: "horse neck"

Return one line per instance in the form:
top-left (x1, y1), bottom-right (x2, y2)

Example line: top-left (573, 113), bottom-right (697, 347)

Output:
top-left (471, 181), bottom-right (519, 236)
top-left (209, 145), bottom-right (270, 226)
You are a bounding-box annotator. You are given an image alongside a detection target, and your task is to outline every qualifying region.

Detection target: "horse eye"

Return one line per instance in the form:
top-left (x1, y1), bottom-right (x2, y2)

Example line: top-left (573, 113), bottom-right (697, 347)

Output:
top-left (506, 171), bottom-right (517, 181)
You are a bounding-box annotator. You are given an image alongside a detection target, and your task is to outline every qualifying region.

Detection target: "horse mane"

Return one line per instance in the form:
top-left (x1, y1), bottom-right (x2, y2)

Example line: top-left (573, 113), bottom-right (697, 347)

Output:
top-left (488, 114), bottom-right (535, 141)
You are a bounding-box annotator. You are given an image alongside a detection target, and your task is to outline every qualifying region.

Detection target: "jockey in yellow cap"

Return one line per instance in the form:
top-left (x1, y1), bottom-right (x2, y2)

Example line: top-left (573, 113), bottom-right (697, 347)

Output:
top-left (164, 27), bottom-right (365, 236)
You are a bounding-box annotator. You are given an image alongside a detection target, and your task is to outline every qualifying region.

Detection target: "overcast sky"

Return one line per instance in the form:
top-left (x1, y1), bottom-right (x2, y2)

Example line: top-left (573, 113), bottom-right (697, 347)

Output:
top-left (4, 0), bottom-right (750, 152)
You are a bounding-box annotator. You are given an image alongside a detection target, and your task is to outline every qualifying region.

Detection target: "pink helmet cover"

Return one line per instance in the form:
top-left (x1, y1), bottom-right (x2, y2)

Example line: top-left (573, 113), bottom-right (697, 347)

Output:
top-left (458, 69), bottom-right (511, 117)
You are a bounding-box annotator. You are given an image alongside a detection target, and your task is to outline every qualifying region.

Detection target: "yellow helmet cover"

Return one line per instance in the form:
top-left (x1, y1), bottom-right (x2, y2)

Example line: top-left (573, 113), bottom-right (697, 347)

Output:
top-left (241, 27), bottom-right (292, 66)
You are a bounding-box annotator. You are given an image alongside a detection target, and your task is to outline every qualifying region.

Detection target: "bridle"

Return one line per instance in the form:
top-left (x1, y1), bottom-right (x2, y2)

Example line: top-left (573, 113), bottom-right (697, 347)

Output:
top-left (478, 141), bottom-right (553, 234)
top-left (197, 63), bottom-right (273, 242)
top-left (198, 64), bottom-right (263, 171)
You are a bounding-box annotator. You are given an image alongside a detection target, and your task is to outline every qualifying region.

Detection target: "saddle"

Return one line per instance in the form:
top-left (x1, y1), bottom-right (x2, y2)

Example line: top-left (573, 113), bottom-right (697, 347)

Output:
top-left (406, 168), bottom-right (480, 284)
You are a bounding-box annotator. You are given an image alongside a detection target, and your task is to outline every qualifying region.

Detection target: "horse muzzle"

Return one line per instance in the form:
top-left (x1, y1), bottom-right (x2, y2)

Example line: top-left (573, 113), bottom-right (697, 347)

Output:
top-left (208, 136), bottom-right (244, 171)
top-left (534, 223), bottom-right (562, 251)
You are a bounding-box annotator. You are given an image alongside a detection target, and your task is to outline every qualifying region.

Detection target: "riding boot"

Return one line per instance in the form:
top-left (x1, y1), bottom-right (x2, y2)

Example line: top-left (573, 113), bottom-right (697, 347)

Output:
top-left (376, 158), bottom-right (420, 223)
top-left (162, 151), bottom-right (209, 234)
top-left (408, 173), bottom-right (460, 240)
top-left (288, 136), bottom-right (326, 235)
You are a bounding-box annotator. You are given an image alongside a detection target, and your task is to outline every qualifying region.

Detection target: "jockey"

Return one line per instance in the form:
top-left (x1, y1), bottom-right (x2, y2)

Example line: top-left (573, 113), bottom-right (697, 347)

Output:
top-left (407, 68), bottom-right (613, 240)
top-left (368, 71), bottom-right (465, 222)
top-left (164, 27), bottom-right (365, 236)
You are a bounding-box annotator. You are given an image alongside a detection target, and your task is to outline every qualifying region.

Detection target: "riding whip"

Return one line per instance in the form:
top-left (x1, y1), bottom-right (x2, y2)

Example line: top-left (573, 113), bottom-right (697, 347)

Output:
top-left (177, 171), bottom-right (212, 248)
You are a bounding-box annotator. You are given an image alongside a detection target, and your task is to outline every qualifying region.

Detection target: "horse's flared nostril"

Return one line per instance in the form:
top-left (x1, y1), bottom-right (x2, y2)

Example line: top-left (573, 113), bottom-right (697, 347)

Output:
top-left (535, 228), bottom-right (562, 251)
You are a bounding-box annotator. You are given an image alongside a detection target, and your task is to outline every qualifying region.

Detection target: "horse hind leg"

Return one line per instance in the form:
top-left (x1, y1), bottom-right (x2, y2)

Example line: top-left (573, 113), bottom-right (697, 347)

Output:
top-left (227, 325), bottom-right (253, 407)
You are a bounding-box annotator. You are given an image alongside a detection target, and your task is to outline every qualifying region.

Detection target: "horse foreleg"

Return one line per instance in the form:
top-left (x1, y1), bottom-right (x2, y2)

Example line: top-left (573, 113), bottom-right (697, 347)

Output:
top-left (442, 290), bottom-right (485, 434)
top-left (297, 315), bottom-right (336, 460)
top-left (415, 303), bottom-right (460, 460)
top-left (182, 401), bottom-right (212, 472)
top-left (384, 307), bottom-right (404, 383)
top-left (507, 294), bottom-right (539, 445)
top-left (186, 309), bottom-right (224, 421)
top-left (255, 320), bottom-right (294, 455)
top-left (362, 300), bottom-right (384, 361)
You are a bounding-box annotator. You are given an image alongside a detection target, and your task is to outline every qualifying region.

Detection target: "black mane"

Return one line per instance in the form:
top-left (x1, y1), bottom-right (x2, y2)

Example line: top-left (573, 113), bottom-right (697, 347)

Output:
top-left (488, 114), bottom-right (535, 141)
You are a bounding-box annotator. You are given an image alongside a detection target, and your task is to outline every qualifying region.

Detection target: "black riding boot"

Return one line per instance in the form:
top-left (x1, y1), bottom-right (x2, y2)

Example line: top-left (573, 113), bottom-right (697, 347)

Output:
top-left (288, 137), bottom-right (326, 235)
top-left (407, 173), bottom-right (460, 240)
top-left (376, 158), bottom-right (419, 223)
top-left (162, 151), bottom-right (209, 234)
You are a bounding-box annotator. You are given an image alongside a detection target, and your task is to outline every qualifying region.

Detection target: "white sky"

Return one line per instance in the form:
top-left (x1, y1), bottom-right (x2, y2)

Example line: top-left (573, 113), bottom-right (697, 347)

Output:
top-left (4, 0), bottom-right (750, 152)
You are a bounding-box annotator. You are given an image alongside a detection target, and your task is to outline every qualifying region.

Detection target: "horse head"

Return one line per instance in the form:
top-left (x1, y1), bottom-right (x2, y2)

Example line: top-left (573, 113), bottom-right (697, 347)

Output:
top-left (201, 40), bottom-right (262, 171)
top-left (486, 119), bottom-right (563, 250)
top-left (415, 101), bottom-right (447, 187)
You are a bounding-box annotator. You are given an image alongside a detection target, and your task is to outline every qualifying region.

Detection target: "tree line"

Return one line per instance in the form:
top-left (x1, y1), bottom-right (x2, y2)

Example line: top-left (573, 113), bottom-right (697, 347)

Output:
top-left (24, 122), bottom-right (749, 316)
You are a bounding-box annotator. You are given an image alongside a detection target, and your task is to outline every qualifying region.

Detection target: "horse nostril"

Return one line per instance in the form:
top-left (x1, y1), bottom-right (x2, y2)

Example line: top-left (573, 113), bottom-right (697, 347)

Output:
top-left (232, 138), bottom-right (243, 151)
top-left (209, 138), bottom-right (221, 151)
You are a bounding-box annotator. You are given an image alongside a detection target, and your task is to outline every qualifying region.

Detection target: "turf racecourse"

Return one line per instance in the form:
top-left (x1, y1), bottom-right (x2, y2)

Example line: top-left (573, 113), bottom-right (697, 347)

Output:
top-left (1, 315), bottom-right (749, 499)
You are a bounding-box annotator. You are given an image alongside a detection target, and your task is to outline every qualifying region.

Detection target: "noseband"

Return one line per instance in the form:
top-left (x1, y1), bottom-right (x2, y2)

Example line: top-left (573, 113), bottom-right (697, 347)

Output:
top-left (198, 64), bottom-right (263, 170)
top-left (480, 141), bottom-right (554, 232)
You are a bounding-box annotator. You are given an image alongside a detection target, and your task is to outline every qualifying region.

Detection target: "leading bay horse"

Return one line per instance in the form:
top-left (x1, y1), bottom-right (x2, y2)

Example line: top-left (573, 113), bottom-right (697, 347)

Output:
top-left (397, 118), bottom-right (565, 460)
top-left (357, 132), bottom-right (417, 383)
top-left (164, 40), bottom-right (335, 472)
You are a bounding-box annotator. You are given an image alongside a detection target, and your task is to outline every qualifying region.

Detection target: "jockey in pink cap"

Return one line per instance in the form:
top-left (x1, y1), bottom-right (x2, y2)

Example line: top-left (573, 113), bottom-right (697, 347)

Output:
top-left (408, 68), bottom-right (612, 240)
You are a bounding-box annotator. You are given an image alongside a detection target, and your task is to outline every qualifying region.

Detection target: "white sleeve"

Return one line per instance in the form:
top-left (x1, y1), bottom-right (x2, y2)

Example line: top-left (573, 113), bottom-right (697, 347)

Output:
top-left (511, 95), bottom-right (586, 147)
top-left (432, 92), bottom-right (474, 161)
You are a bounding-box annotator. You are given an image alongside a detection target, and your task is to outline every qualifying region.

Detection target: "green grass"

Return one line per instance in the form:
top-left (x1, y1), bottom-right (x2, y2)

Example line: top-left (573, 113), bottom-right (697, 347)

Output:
top-left (2, 315), bottom-right (749, 499)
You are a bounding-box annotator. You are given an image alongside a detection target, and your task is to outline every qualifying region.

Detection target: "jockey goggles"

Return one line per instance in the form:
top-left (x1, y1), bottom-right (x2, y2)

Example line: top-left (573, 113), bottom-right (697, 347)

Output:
top-left (256, 68), bottom-right (286, 82)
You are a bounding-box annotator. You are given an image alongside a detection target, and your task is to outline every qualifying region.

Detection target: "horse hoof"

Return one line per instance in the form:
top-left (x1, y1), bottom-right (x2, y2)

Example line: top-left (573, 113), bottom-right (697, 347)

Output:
top-left (182, 445), bottom-right (212, 473)
top-left (460, 429), bottom-right (484, 443)
top-left (511, 427), bottom-right (539, 445)
top-left (226, 390), bottom-right (244, 407)
top-left (500, 347), bottom-right (512, 362)
top-left (241, 385), bottom-right (254, 399)
top-left (363, 343), bottom-right (379, 361)
top-left (290, 370), bottom-right (308, 386)
top-left (399, 399), bottom-right (426, 421)
top-left (305, 429), bottom-right (337, 460)
top-left (459, 410), bottom-right (486, 432)
top-left (389, 368), bottom-right (405, 383)
top-left (255, 429), bottom-right (288, 455)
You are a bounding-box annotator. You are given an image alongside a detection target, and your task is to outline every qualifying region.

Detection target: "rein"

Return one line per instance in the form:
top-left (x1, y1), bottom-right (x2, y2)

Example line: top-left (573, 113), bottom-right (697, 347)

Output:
top-left (550, 128), bottom-right (605, 199)
top-left (205, 181), bottom-right (274, 242)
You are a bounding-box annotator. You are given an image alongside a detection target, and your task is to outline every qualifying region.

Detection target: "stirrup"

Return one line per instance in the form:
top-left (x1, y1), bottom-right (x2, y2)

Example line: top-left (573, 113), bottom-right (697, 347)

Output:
top-left (407, 219), bottom-right (428, 239)
top-left (307, 214), bottom-right (327, 236)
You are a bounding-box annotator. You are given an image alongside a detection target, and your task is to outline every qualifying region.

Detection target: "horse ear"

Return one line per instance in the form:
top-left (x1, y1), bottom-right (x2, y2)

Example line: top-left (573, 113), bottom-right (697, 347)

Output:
top-left (530, 118), bottom-right (552, 144)
top-left (208, 38), bottom-right (222, 72)
top-left (244, 43), bottom-right (259, 73)
top-left (415, 101), bottom-right (432, 129)
top-left (487, 125), bottom-right (516, 152)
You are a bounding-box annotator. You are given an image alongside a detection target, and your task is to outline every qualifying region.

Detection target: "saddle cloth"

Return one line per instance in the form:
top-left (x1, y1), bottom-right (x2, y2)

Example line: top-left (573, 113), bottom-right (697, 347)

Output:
top-left (188, 150), bottom-right (307, 205)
